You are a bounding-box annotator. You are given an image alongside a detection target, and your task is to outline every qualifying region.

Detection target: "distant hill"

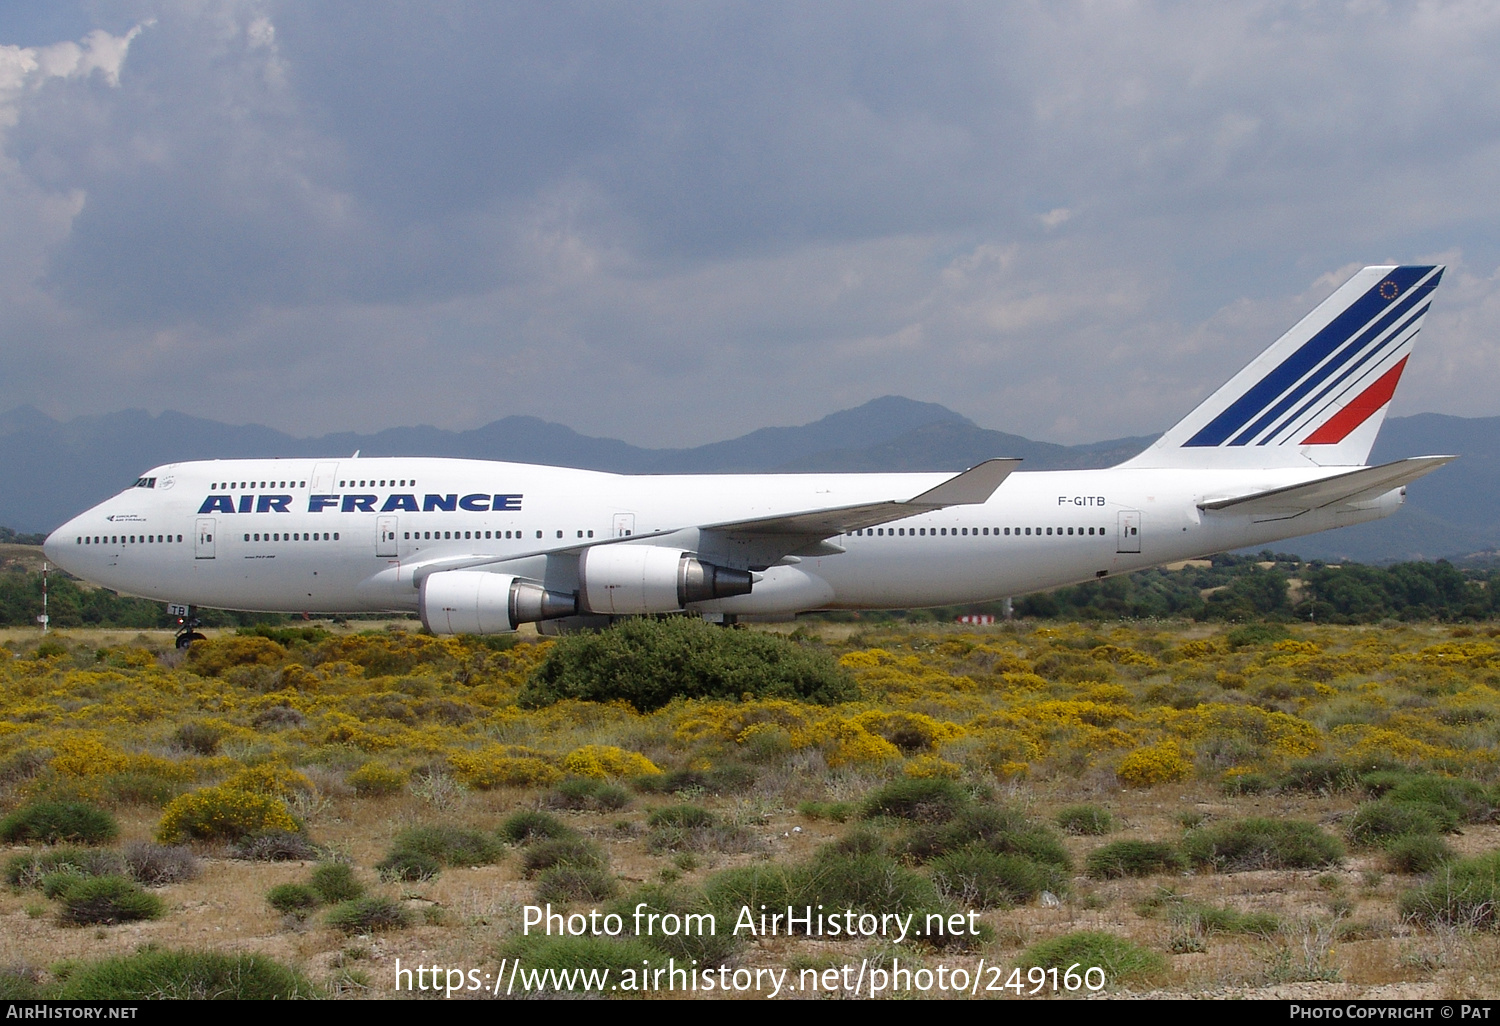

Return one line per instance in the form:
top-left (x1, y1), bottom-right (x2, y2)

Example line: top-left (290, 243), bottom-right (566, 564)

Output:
top-left (1, 399), bottom-right (1491, 564)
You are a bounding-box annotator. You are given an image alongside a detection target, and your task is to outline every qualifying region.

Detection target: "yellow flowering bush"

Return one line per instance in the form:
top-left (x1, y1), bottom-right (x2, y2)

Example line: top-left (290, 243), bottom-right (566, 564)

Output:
top-left (902, 754), bottom-right (963, 779)
top-left (157, 785), bottom-right (300, 843)
top-left (560, 745), bottom-right (660, 779)
top-left (1116, 742), bottom-right (1192, 788)
top-left (449, 748), bottom-right (562, 788)
top-left (347, 762), bottom-right (406, 797)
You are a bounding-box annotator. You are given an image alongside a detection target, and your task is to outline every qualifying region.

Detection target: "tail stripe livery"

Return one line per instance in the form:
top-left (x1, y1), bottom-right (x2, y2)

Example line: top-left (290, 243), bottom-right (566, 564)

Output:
top-left (1185, 265), bottom-right (1440, 447)
top-left (1257, 301), bottom-right (1427, 446)
top-left (1123, 264), bottom-right (1443, 470)
top-left (1299, 356), bottom-right (1408, 446)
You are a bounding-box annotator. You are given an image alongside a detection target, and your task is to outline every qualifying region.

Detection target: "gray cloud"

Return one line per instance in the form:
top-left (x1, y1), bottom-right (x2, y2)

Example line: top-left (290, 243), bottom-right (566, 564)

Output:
top-left (2, 1), bottom-right (1500, 446)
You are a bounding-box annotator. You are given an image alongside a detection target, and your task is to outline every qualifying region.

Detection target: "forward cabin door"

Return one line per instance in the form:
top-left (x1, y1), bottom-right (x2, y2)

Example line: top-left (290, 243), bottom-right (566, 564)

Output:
top-left (195, 518), bottom-right (216, 559)
top-left (1117, 511), bottom-right (1142, 554)
top-left (310, 462), bottom-right (339, 493)
top-left (376, 515), bottom-right (399, 558)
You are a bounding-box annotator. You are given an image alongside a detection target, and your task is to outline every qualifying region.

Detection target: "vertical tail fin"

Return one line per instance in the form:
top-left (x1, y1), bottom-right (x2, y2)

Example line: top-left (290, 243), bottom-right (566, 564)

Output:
top-left (1122, 265), bottom-right (1443, 469)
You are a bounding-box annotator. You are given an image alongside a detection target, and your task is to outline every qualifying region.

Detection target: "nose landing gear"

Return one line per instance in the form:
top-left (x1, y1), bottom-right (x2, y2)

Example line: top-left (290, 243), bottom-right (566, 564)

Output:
top-left (174, 616), bottom-right (206, 649)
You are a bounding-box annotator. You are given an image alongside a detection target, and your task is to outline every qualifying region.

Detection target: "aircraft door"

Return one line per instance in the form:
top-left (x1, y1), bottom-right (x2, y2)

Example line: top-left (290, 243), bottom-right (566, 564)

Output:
top-left (612, 513), bottom-right (635, 538)
top-left (195, 518), bottom-right (216, 559)
top-left (376, 516), bottom-right (399, 558)
top-left (1117, 511), bottom-right (1142, 553)
top-left (310, 462), bottom-right (339, 493)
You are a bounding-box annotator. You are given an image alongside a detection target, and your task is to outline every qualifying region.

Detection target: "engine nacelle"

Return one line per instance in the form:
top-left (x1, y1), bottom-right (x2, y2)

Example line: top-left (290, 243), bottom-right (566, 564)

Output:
top-left (419, 571), bottom-right (577, 635)
top-left (578, 546), bottom-right (753, 615)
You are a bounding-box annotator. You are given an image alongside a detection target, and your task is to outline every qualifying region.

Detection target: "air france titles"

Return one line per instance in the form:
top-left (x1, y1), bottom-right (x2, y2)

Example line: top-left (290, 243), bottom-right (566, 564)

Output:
top-left (197, 493), bottom-right (524, 515)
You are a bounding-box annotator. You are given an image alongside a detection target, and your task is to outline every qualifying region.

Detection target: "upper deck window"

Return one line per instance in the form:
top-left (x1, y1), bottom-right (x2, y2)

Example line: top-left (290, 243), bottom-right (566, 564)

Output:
top-left (133, 477), bottom-right (156, 489)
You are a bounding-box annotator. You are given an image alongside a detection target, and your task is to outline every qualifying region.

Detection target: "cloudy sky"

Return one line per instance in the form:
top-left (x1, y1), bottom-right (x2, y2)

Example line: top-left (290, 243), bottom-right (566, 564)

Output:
top-left (3, 1), bottom-right (1500, 447)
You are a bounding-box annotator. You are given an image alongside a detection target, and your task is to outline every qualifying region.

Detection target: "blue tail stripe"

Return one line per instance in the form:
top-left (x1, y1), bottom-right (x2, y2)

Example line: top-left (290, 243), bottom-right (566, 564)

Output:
top-left (1228, 283), bottom-right (1434, 446)
top-left (1184, 266), bottom-right (1438, 447)
top-left (1255, 301), bottom-right (1428, 446)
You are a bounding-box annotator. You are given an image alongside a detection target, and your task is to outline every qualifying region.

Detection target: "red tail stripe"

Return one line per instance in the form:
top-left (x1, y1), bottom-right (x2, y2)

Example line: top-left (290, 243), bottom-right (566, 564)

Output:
top-left (1301, 356), bottom-right (1408, 445)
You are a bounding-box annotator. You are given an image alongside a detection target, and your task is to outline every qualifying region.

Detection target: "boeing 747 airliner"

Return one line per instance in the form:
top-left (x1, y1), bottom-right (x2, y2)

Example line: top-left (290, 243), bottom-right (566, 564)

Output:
top-left (45, 266), bottom-right (1455, 640)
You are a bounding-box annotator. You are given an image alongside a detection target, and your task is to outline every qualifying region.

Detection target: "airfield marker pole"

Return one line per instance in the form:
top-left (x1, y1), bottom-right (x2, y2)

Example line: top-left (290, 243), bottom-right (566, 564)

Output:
top-left (40, 562), bottom-right (48, 634)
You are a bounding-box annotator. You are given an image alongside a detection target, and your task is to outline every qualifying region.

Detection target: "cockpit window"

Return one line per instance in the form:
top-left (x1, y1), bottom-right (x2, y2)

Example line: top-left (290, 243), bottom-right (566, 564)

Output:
top-left (133, 477), bottom-right (157, 489)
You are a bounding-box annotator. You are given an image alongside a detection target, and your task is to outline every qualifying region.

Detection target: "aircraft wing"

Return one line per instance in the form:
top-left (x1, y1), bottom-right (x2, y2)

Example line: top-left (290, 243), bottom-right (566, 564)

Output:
top-left (404, 458), bottom-right (1020, 582)
top-left (703, 458), bottom-right (1020, 536)
top-left (1198, 456), bottom-right (1455, 515)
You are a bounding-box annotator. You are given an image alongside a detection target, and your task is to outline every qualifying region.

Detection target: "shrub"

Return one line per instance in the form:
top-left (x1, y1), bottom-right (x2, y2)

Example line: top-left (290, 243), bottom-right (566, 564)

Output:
top-left (184, 635), bottom-right (286, 677)
top-left (520, 838), bottom-right (605, 878)
top-left (0, 801), bottom-right (118, 845)
top-left (930, 847), bottom-right (1055, 908)
top-left (499, 811), bottom-right (575, 845)
top-left (647, 805), bottom-right (716, 829)
top-left (122, 842), bottom-right (200, 886)
top-left (823, 827), bottom-right (884, 857)
top-left (1384, 776), bottom-right (1497, 825)
top-left (560, 745), bottom-right (660, 779)
top-left (1182, 819), bottom-right (1343, 872)
top-left (705, 853), bottom-right (944, 924)
top-left (1346, 802), bottom-right (1443, 849)
top-left (56, 876), bottom-right (166, 925)
top-left (1056, 805), bottom-right (1114, 836)
top-left (548, 778), bottom-right (631, 812)
top-left (1137, 889), bottom-right (1279, 936)
top-left (1086, 840), bottom-right (1184, 879)
top-left (173, 721), bottom-right (225, 755)
top-left (633, 766), bottom-right (757, 795)
top-left (53, 950), bottom-right (315, 999)
top-left (449, 752), bottom-right (562, 790)
top-left (232, 831), bottom-right (322, 862)
top-left (326, 896), bottom-right (413, 934)
top-left (1116, 743), bottom-right (1191, 788)
top-left (860, 777), bottom-right (968, 822)
top-left (5, 847), bottom-right (123, 889)
top-left (266, 883), bottom-right (322, 915)
top-left (347, 763), bottom-right (405, 797)
top-left (536, 866), bottom-right (620, 904)
top-left (310, 863), bottom-right (364, 903)
top-left (797, 801), bottom-right (855, 823)
top-left (378, 825), bottom-right (501, 880)
top-left (1019, 930), bottom-right (1166, 984)
top-left (251, 706), bottom-right (307, 731)
top-left (1399, 851), bottom-right (1500, 929)
top-left (1382, 835), bottom-right (1455, 875)
top-left (903, 808), bottom-right (1071, 870)
top-left (1276, 758), bottom-right (1360, 794)
top-left (156, 787), bottom-right (300, 844)
top-left (520, 616), bottom-right (857, 712)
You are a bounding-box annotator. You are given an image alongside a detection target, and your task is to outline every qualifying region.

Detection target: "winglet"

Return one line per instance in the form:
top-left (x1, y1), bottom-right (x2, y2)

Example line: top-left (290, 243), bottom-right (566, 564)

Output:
top-left (908, 458), bottom-right (1021, 506)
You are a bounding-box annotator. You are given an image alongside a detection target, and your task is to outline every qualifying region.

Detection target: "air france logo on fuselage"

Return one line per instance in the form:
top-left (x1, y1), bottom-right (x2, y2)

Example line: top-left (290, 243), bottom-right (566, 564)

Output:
top-left (196, 493), bottom-right (524, 515)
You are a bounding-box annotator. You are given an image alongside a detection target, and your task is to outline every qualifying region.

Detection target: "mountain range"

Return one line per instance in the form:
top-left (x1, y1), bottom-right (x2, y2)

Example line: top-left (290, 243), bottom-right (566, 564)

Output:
top-left (2, 397), bottom-right (1493, 564)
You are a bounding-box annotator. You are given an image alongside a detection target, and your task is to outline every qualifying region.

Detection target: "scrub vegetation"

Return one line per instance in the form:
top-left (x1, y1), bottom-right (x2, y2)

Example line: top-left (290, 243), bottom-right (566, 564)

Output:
top-left (0, 616), bottom-right (1494, 998)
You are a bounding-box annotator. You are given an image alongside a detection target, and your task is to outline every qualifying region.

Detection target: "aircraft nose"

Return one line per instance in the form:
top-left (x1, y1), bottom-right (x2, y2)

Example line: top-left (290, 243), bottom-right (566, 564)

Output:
top-left (43, 521), bottom-right (75, 569)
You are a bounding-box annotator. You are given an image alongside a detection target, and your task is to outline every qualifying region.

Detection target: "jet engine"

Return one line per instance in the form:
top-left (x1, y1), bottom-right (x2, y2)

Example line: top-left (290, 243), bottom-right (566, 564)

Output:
top-left (419, 571), bottom-right (576, 635)
top-left (578, 545), bottom-right (753, 615)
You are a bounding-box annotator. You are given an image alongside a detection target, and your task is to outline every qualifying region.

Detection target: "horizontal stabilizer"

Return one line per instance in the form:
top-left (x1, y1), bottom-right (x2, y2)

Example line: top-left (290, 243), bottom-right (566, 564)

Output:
top-left (1199, 456), bottom-right (1456, 515)
top-left (707, 458), bottom-right (1020, 536)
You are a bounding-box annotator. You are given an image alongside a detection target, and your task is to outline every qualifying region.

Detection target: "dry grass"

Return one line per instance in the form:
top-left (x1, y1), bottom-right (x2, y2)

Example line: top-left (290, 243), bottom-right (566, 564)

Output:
top-left (0, 621), bottom-right (1495, 999)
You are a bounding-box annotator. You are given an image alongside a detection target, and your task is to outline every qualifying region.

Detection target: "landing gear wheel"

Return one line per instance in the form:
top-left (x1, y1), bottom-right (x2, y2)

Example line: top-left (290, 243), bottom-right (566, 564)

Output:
top-left (174, 616), bottom-right (205, 649)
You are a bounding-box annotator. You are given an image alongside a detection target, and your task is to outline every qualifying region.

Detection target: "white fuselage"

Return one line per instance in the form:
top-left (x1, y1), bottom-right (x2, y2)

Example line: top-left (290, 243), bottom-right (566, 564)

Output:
top-left (43, 456), bottom-right (1398, 616)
